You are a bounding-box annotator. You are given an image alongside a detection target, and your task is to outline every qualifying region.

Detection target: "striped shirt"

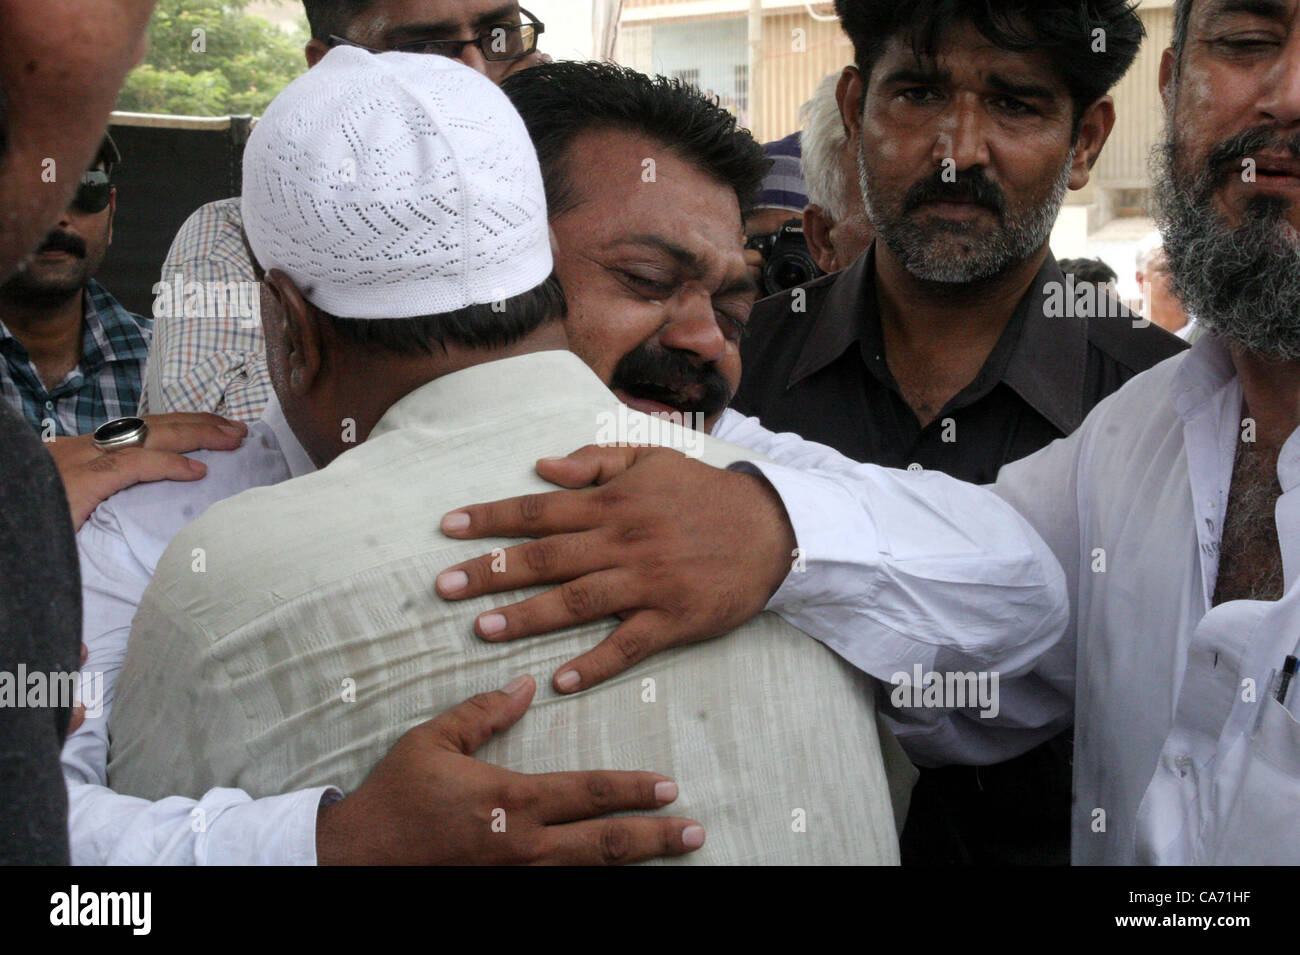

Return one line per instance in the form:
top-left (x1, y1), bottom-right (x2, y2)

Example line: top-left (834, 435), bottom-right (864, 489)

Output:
top-left (0, 279), bottom-right (151, 437)
top-left (139, 198), bottom-right (270, 423)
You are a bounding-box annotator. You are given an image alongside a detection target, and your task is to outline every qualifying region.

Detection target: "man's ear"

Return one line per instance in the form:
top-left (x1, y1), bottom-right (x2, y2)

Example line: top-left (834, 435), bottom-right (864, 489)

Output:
top-left (1158, 46), bottom-right (1177, 111)
top-left (305, 38), bottom-right (329, 67)
top-left (1069, 95), bottom-right (1116, 190)
top-left (802, 204), bottom-right (839, 274)
top-left (837, 66), bottom-right (865, 139)
top-left (264, 269), bottom-right (322, 397)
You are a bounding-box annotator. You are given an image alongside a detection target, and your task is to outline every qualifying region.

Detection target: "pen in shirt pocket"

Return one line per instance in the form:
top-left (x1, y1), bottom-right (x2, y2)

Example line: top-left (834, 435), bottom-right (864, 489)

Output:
top-left (1275, 655), bottom-right (1298, 705)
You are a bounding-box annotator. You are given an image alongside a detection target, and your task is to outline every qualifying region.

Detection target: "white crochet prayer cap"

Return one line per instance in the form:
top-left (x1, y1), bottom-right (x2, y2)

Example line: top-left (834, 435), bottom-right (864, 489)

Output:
top-left (242, 47), bottom-right (551, 319)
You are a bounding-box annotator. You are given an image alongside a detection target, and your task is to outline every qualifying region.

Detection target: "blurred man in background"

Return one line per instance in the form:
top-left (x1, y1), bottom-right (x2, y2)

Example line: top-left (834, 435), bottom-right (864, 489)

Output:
top-left (140, 0), bottom-right (550, 423)
top-left (1058, 255), bottom-right (1118, 292)
top-left (0, 136), bottom-right (151, 437)
top-left (743, 132), bottom-right (824, 295)
top-left (800, 72), bottom-right (875, 274)
top-left (1136, 230), bottom-right (1197, 340)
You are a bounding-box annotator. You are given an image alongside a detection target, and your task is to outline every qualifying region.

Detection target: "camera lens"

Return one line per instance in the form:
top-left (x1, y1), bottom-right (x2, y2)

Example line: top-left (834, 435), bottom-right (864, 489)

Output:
top-left (766, 251), bottom-right (817, 295)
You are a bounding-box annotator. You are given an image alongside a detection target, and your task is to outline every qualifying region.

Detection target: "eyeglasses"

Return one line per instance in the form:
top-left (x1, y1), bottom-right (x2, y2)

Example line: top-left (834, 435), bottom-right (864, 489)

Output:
top-left (71, 170), bottom-right (112, 215)
top-left (328, 8), bottom-right (543, 63)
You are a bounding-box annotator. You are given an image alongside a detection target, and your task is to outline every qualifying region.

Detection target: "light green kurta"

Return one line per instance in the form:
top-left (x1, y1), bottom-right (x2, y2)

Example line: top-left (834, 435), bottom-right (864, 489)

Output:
top-left (110, 350), bottom-right (903, 864)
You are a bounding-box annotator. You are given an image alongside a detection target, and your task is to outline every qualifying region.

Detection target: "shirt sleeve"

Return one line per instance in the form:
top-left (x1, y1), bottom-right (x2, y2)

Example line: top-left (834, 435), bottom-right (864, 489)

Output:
top-left (712, 408), bottom-right (1074, 766)
top-left (140, 202), bottom-right (271, 423)
top-left (65, 504), bottom-right (339, 865)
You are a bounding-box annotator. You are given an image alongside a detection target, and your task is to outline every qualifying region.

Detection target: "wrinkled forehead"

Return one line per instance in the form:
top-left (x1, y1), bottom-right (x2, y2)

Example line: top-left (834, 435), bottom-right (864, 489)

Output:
top-left (1190, 0), bottom-right (1297, 34)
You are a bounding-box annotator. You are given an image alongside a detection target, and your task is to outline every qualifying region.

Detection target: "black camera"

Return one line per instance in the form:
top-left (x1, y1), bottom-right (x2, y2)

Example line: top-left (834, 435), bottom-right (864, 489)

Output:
top-left (745, 218), bottom-right (824, 297)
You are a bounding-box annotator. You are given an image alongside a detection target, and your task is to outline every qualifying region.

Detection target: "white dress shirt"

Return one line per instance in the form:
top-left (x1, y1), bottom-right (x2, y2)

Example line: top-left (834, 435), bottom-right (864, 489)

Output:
top-left (743, 332), bottom-right (1300, 864)
top-left (66, 393), bottom-right (330, 864)
top-left (66, 352), bottom-right (1068, 865)
top-left (712, 410), bottom-right (1073, 764)
top-left (993, 333), bottom-right (1300, 864)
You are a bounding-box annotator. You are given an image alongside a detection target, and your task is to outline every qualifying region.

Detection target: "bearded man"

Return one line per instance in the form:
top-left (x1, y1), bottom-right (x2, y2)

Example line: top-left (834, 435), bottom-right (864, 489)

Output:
top-left (730, 0), bottom-right (1185, 866)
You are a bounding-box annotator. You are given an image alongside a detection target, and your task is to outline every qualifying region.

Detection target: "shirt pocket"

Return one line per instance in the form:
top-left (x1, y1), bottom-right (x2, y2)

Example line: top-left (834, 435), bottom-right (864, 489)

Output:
top-left (1210, 696), bottom-right (1300, 864)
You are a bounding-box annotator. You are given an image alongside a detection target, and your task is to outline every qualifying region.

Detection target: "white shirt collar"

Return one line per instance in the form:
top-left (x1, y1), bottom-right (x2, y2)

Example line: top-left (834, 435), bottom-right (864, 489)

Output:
top-left (258, 390), bottom-right (316, 479)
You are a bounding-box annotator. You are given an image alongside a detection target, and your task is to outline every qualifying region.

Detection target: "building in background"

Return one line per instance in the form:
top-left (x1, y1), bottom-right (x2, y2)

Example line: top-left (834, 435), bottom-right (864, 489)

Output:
top-left (616, 0), bottom-right (851, 141)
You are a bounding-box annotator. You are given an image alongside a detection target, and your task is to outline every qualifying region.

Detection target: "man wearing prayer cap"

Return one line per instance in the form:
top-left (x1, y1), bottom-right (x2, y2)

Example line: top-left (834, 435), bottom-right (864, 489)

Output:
top-left (99, 48), bottom-right (904, 865)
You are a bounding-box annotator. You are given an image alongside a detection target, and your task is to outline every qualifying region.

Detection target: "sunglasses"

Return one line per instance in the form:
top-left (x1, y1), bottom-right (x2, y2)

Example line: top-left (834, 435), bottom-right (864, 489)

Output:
top-left (71, 170), bottom-right (112, 215)
top-left (328, 7), bottom-right (544, 63)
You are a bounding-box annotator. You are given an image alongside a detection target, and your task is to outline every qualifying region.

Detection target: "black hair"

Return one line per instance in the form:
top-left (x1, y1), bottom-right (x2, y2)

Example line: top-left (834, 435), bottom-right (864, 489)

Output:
top-left (301, 0), bottom-right (379, 43)
top-left (833, 0), bottom-right (1145, 127)
top-left (500, 61), bottom-right (771, 218)
top-left (323, 272), bottom-right (566, 355)
top-left (1171, 0), bottom-right (1193, 76)
top-left (1059, 256), bottom-right (1118, 285)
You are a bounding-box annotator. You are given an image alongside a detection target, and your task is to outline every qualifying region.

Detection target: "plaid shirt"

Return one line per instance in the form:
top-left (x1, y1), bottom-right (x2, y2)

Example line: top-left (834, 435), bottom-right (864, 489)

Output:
top-left (0, 279), bottom-right (151, 437)
top-left (139, 197), bottom-right (272, 424)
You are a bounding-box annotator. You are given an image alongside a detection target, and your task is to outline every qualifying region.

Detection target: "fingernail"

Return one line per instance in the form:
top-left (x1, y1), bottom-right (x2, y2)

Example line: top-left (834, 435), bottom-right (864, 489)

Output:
top-left (188, 459), bottom-right (207, 474)
top-left (436, 570), bottom-right (468, 595)
top-left (441, 511), bottom-right (470, 533)
top-left (654, 781), bottom-right (678, 804)
top-left (503, 674), bottom-right (531, 695)
top-left (478, 612), bottom-right (507, 636)
top-left (555, 669), bottom-right (581, 692)
top-left (219, 424), bottom-right (244, 437)
top-left (682, 825), bottom-right (705, 849)
top-left (538, 457), bottom-right (564, 465)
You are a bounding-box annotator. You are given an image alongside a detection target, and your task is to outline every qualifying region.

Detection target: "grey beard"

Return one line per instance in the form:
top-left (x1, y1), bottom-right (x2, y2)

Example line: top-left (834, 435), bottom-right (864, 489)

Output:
top-left (1151, 131), bottom-right (1300, 361)
top-left (858, 139), bottom-right (1073, 284)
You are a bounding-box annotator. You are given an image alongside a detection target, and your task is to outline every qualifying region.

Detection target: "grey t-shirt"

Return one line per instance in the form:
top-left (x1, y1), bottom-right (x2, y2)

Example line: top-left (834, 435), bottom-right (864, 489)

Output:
top-left (0, 399), bottom-right (80, 864)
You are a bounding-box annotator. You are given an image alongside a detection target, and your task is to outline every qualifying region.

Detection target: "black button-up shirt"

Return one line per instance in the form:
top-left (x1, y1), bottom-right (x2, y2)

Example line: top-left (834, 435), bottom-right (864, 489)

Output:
top-left (734, 244), bottom-right (1188, 865)
top-left (735, 245), bottom-right (1187, 486)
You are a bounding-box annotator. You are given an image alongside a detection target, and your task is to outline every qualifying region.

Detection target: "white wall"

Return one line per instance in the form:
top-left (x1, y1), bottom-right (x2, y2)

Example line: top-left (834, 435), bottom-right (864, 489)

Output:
top-left (528, 0), bottom-right (597, 61)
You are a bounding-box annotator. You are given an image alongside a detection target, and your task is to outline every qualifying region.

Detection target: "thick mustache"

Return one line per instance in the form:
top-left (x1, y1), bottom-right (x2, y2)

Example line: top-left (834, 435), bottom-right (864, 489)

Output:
top-left (35, 231), bottom-right (85, 258)
top-left (610, 346), bottom-right (731, 416)
top-left (903, 170), bottom-right (1006, 214)
top-left (1203, 125), bottom-right (1300, 191)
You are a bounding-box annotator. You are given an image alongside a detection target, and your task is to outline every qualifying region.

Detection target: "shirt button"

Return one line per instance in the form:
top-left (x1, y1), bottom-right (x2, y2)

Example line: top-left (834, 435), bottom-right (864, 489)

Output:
top-left (907, 463), bottom-right (923, 472)
top-left (1175, 755), bottom-right (1193, 777)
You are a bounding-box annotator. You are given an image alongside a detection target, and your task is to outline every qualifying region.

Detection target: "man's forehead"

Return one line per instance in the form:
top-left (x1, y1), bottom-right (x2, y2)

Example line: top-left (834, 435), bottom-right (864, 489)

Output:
top-left (358, 0), bottom-right (519, 36)
top-left (557, 139), bottom-right (748, 283)
top-left (1194, 0), bottom-right (1295, 30)
top-left (566, 128), bottom-right (741, 220)
top-left (873, 23), bottom-right (1064, 90)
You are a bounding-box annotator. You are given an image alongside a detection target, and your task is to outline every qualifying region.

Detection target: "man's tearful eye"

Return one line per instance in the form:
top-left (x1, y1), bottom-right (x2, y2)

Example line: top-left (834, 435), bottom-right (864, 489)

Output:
top-left (715, 308), bottom-right (750, 341)
top-left (617, 269), bottom-right (674, 300)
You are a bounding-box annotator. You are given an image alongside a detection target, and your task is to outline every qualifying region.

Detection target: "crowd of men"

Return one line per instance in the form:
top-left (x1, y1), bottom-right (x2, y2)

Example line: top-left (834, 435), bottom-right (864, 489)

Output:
top-left (1, 0), bottom-right (1298, 867)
